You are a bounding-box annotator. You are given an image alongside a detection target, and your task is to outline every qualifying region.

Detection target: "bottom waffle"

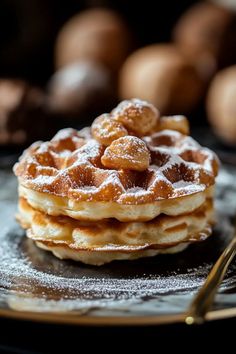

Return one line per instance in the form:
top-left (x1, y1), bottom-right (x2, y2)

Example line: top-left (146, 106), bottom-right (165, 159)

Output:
top-left (17, 197), bottom-right (214, 265)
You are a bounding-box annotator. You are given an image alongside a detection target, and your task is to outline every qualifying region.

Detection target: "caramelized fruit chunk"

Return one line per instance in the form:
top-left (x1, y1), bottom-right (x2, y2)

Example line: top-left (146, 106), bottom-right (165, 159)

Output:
top-left (101, 135), bottom-right (150, 171)
top-left (91, 113), bottom-right (128, 145)
top-left (112, 98), bottom-right (159, 136)
top-left (159, 115), bottom-right (189, 135)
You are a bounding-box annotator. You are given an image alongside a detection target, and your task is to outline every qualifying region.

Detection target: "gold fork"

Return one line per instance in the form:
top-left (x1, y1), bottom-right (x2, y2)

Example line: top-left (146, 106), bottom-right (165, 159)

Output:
top-left (185, 224), bottom-right (236, 325)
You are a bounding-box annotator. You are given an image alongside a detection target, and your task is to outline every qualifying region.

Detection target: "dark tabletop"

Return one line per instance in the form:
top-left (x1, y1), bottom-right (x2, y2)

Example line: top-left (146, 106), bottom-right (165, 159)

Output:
top-left (0, 128), bottom-right (236, 354)
top-left (0, 316), bottom-right (235, 353)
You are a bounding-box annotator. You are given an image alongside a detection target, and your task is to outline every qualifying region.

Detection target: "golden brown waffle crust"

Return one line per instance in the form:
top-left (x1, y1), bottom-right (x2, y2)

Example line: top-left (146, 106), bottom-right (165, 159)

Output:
top-left (17, 197), bottom-right (214, 265)
top-left (14, 127), bottom-right (218, 220)
top-left (19, 183), bottom-right (214, 222)
top-left (35, 242), bottom-right (189, 266)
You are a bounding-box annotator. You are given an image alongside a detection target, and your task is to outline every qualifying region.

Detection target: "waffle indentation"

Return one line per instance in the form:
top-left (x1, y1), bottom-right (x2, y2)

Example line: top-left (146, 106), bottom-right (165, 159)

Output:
top-left (14, 127), bottom-right (219, 204)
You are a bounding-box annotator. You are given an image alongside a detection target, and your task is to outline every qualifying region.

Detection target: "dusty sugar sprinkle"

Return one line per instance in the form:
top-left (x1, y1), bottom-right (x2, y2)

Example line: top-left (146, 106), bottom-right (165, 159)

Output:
top-left (0, 165), bottom-right (236, 315)
top-left (14, 127), bottom-right (218, 205)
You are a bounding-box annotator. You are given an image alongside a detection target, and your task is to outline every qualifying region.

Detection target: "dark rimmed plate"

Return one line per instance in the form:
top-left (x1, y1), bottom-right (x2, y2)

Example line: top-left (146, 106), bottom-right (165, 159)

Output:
top-left (0, 156), bottom-right (236, 325)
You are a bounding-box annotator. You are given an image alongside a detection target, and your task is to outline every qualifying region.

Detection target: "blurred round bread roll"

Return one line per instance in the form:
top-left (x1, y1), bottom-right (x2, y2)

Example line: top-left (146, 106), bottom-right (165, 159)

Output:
top-left (207, 65), bottom-right (236, 145)
top-left (119, 44), bottom-right (204, 115)
top-left (213, 0), bottom-right (236, 11)
top-left (48, 60), bottom-right (115, 120)
top-left (0, 79), bottom-right (54, 146)
top-left (173, 1), bottom-right (236, 78)
top-left (55, 8), bottom-right (131, 72)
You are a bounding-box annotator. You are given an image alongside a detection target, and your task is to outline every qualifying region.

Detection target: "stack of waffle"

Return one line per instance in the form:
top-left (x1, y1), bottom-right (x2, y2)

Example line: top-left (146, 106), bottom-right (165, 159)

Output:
top-left (14, 99), bottom-right (219, 265)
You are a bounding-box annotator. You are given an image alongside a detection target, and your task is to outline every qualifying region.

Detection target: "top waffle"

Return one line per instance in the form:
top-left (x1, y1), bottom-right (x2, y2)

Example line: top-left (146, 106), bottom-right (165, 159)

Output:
top-left (14, 99), bottom-right (219, 221)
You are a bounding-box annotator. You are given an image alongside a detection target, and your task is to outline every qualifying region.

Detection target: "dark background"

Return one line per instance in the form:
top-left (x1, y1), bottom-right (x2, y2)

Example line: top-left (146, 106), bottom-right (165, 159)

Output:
top-left (0, 0), bottom-right (197, 86)
top-left (0, 316), bottom-right (236, 353)
top-left (0, 2), bottom-right (235, 352)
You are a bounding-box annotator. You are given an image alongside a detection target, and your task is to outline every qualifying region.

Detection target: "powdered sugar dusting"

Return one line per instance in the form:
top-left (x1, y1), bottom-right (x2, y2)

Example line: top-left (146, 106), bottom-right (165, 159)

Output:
top-left (112, 98), bottom-right (158, 117)
top-left (0, 165), bottom-right (236, 316)
top-left (14, 127), bottom-right (218, 206)
top-left (0, 204), bottom-right (211, 291)
top-left (0, 207), bottom-right (215, 314)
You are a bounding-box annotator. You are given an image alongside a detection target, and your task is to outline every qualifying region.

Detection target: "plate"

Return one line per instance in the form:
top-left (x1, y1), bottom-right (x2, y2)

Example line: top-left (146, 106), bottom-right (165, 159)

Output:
top-left (0, 158), bottom-right (236, 326)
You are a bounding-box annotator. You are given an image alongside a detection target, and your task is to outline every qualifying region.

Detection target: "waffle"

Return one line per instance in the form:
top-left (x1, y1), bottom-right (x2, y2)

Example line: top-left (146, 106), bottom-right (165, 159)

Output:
top-left (17, 197), bottom-right (214, 265)
top-left (13, 98), bottom-right (219, 265)
top-left (14, 123), bottom-right (218, 222)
